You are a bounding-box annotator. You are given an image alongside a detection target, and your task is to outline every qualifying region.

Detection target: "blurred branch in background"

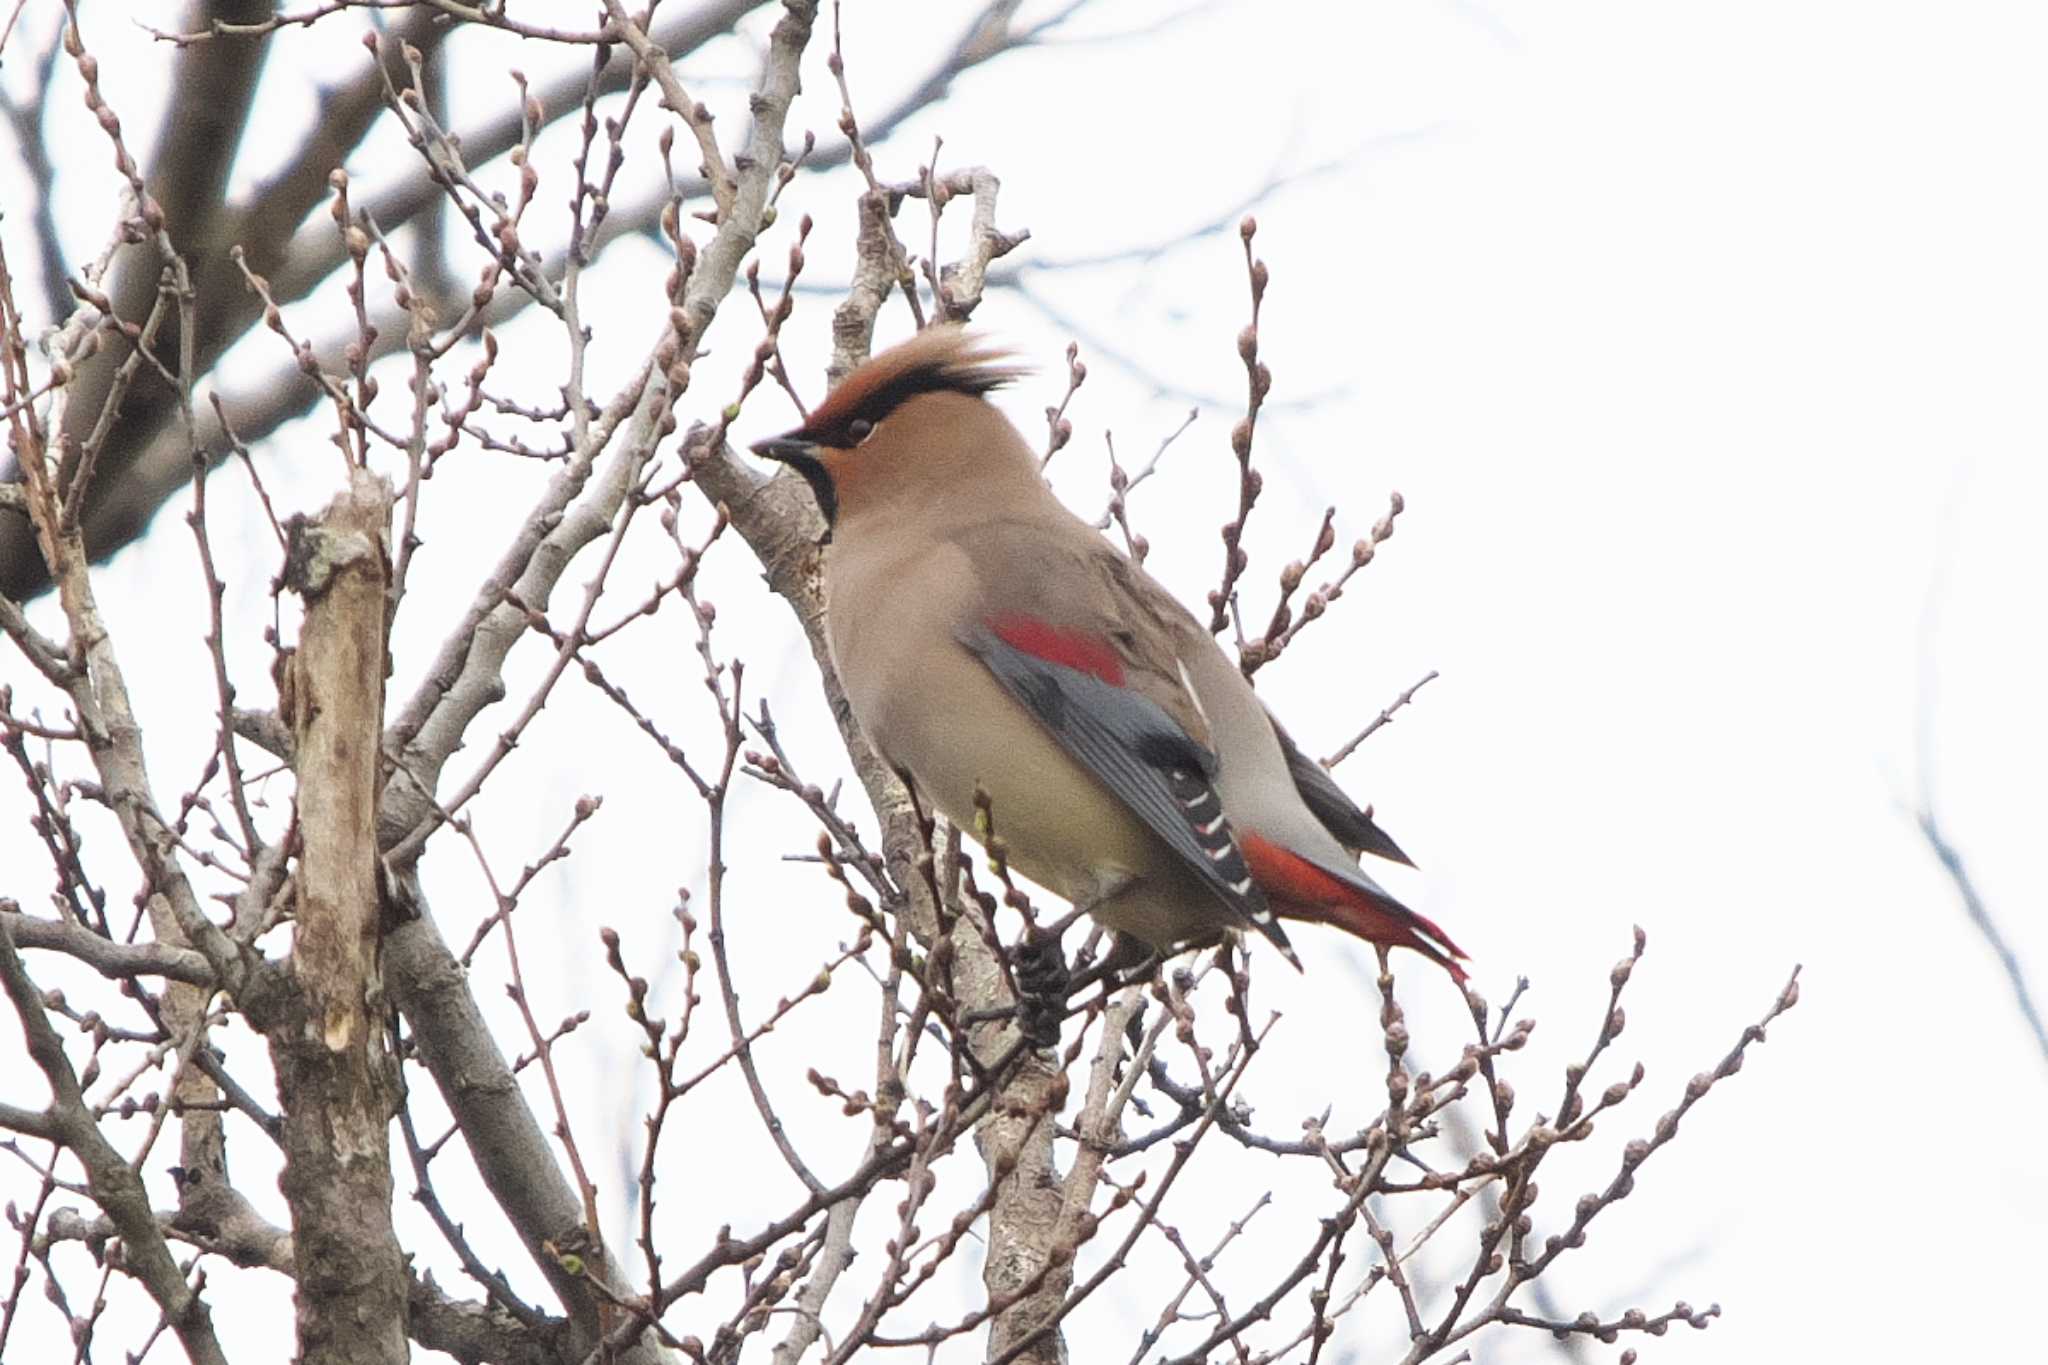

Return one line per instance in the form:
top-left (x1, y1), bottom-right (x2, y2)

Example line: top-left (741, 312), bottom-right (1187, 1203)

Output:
top-left (1913, 804), bottom-right (2048, 1070)
top-left (1912, 467), bottom-right (2045, 1071)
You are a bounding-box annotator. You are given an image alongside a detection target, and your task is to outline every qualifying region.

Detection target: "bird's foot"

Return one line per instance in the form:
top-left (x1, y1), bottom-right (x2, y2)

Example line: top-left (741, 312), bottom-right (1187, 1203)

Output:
top-left (1011, 927), bottom-right (1071, 999)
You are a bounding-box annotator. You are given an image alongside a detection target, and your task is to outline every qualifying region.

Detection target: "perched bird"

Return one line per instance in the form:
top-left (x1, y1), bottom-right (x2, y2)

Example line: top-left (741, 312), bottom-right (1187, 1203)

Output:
top-left (751, 327), bottom-right (1467, 982)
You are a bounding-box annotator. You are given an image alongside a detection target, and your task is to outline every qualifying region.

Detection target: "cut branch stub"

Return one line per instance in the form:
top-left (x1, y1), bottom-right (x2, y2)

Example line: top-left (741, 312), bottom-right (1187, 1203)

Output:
top-left (270, 468), bottom-right (409, 1365)
top-left (282, 470), bottom-right (395, 1042)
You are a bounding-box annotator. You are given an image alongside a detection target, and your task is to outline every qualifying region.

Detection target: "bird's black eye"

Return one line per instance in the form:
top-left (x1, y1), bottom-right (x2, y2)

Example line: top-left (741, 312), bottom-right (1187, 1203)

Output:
top-left (846, 418), bottom-right (875, 445)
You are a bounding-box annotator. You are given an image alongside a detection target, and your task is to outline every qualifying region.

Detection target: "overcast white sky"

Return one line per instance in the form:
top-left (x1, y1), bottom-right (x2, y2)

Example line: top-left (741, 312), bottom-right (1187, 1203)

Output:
top-left (4, 2), bottom-right (2045, 1361)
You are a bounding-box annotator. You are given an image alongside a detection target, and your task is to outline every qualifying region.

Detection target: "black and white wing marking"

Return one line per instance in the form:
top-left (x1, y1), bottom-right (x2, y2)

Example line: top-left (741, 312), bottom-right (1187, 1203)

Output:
top-left (959, 622), bottom-right (1298, 963)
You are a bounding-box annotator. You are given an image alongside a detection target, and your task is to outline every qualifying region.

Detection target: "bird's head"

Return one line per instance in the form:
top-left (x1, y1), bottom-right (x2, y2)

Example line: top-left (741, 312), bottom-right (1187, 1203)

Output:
top-left (750, 325), bottom-right (1028, 529)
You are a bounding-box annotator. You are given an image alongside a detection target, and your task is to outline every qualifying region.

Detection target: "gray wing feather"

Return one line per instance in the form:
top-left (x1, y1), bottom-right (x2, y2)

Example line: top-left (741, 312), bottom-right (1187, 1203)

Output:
top-left (1269, 711), bottom-right (1416, 867)
top-left (960, 626), bottom-right (1294, 954)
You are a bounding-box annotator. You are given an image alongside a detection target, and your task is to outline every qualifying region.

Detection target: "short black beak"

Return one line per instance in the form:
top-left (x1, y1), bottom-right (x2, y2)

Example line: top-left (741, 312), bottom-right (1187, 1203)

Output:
top-left (750, 435), bottom-right (816, 463)
top-left (747, 433), bottom-right (837, 529)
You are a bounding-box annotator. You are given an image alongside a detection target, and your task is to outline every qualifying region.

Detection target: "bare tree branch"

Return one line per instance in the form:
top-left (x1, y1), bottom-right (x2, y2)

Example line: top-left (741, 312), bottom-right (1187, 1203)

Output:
top-left (0, 916), bottom-right (230, 1365)
top-left (0, 0), bottom-right (1055, 603)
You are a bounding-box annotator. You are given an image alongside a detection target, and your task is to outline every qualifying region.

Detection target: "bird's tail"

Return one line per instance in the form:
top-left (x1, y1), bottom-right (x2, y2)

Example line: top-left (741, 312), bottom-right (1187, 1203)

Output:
top-left (1240, 834), bottom-right (1470, 983)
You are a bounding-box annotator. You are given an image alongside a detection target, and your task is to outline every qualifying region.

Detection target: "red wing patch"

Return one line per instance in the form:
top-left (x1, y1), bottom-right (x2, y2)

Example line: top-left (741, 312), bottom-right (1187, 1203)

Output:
top-left (1240, 833), bottom-right (1469, 983)
top-left (986, 615), bottom-right (1126, 686)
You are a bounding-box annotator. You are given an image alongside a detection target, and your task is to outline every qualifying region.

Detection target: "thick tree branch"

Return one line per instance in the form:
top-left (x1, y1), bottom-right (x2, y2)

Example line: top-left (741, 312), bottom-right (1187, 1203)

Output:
top-left (261, 468), bottom-right (408, 1365)
top-left (0, 904), bottom-right (217, 987)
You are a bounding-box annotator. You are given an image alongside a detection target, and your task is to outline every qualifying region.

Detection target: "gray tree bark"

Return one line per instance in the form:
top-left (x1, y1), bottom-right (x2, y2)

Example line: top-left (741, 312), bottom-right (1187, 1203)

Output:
top-left (260, 470), bottom-right (409, 1365)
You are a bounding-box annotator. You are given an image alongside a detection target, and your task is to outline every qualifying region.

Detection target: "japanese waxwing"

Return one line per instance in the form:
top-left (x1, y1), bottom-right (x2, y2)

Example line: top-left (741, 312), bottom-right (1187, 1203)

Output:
top-left (751, 326), bottom-right (1467, 981)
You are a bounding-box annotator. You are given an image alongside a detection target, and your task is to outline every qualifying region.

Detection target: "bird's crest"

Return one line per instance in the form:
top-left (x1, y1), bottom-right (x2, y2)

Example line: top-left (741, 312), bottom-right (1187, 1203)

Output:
top-left (795, 325), bottom-right (1027, 446)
